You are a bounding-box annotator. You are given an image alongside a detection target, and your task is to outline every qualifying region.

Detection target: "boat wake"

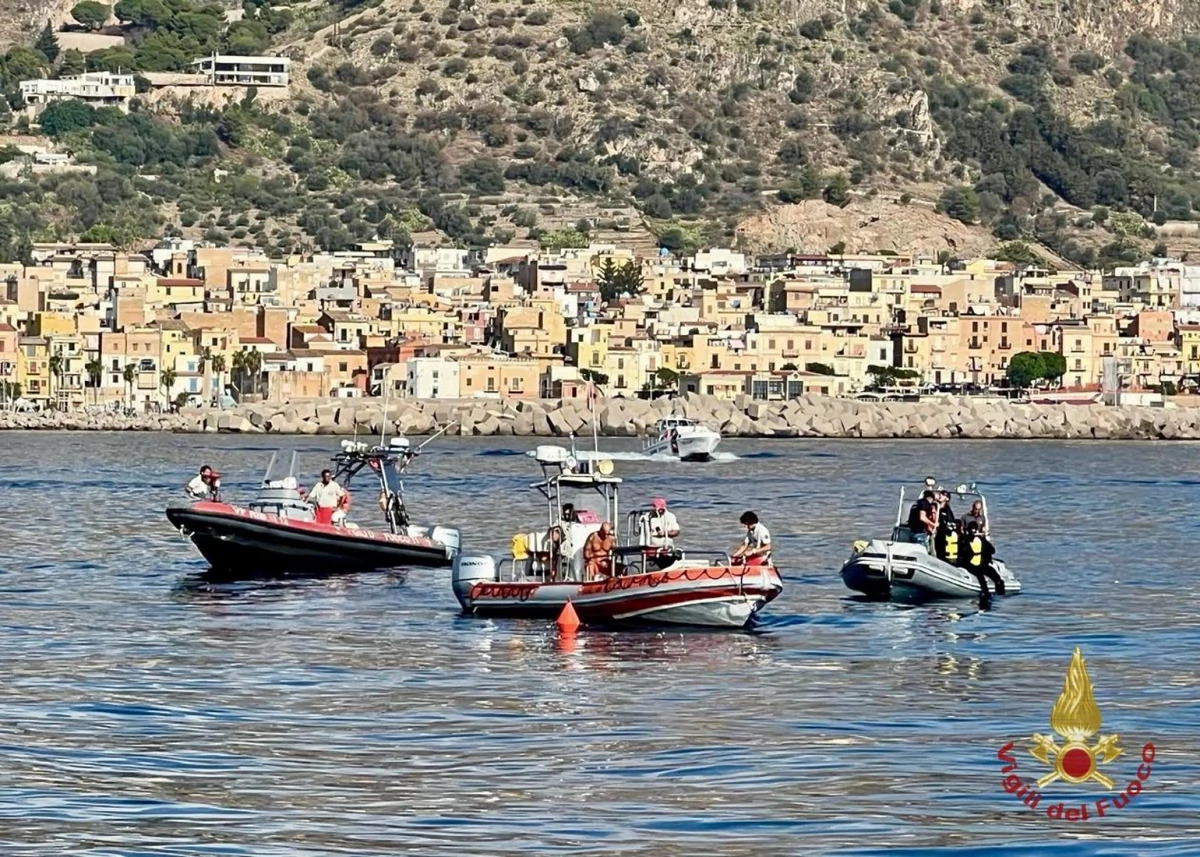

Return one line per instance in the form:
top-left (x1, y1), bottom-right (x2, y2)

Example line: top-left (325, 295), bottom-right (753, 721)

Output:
top-left (523, 449), bottom-right (740, 463)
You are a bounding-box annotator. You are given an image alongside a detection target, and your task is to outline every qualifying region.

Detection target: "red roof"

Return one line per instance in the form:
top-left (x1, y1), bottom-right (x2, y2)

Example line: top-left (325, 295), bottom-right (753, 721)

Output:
top-left (158, 278), bottom-right (204, 286)
top-left (911, 284), bottom-right (942, 294)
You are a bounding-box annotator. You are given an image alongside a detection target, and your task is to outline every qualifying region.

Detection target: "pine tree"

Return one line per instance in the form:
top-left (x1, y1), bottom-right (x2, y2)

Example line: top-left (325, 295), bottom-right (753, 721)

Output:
top-left (35, 23), bottom-right (60, 63)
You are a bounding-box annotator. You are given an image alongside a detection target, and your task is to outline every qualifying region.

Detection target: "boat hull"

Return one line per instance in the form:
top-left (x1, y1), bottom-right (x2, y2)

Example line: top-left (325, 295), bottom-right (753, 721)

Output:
top-left (166, 502), bottom-right (455, 575)
top-left (840, 539), bottom-right (1020, 601)
top-left (453, 559), bottom-right (783, 628)
top-left (643, 430), bottom-right (722, 462)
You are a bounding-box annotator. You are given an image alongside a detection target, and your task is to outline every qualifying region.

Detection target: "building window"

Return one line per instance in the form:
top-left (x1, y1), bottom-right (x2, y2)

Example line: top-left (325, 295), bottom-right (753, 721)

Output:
top-left (338, 362), bottom-right (348, 372)
top-left (466, 377), bottom-right (472, 386)
top-left (487, 377), bottom-right (495, 392)
top-left (617, 375), bottom-right (625, 388)
top-left (972, 321), bottom-right (979, 332)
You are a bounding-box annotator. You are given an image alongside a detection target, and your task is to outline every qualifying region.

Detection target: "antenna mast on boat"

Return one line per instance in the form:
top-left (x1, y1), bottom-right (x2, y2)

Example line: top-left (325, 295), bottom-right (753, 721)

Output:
top-left (379, 376), bottom-right (390, 449)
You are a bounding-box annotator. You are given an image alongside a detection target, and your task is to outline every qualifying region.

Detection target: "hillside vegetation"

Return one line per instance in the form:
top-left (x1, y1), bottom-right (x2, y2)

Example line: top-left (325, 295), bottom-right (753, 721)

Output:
top-left (3, 0), bottom-right (1200, 264)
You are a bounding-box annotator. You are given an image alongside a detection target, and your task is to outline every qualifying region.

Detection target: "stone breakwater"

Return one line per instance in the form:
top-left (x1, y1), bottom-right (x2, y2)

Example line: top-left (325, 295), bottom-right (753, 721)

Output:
top-left (5, 395), bottom-right (1200, 440)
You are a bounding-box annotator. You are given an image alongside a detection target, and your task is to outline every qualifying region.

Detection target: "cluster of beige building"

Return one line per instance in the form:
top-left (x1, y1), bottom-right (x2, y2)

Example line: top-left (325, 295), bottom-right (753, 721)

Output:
top-left (3, 236), bottom-right (1200, 411)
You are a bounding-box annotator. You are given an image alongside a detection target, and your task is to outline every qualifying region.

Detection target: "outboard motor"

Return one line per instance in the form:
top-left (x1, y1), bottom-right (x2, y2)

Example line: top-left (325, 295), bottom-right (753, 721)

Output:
top-left (452, 553), bottom-right (498, 608)
top-left (431, 525), bottom-right (462, 560)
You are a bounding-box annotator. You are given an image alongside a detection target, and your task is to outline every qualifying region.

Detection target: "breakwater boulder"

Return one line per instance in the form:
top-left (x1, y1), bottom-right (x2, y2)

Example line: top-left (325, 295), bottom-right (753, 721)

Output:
top-left (4, 394), bottom-right (1200, 440)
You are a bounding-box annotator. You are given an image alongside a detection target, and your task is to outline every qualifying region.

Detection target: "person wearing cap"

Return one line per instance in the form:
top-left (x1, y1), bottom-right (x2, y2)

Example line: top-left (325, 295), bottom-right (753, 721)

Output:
top-left (647, 497), bottom-right (680, 549)
top-left (185, 465), bottom-right (220, 501)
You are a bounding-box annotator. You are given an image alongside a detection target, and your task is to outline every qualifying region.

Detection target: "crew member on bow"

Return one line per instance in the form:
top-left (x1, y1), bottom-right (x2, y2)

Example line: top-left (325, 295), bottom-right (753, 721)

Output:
top-left (958, 520), bottom-right (1005, 599)
top-left (185, 465), bottom-right (220, 501)
top-left (731, 510), bottom-right (771, 566)
top-left (308, 469), bottom-right (349, 526)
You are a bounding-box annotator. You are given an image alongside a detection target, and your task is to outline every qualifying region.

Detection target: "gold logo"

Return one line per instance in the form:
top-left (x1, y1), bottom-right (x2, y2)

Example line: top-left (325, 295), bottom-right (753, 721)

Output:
top-left (1028, 647), bottom-right (1124, 789)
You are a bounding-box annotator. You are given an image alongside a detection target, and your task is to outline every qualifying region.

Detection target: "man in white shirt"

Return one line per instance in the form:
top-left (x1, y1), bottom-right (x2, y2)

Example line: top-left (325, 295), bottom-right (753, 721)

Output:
top-left (308, 469), bottom-right (348, 525)
top-left (185, 465), bottom-right (218, 501)
top-left (731, 510), bottom-right (771, 566)
top-left (647, 497), bottom-right (680, 549)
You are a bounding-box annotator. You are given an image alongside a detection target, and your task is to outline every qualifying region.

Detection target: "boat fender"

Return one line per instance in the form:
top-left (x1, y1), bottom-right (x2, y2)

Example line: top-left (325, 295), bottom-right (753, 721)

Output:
top-left (852, 539), bottom-right (868, 554)
top-left (378, 490), bottom-right (390, 512)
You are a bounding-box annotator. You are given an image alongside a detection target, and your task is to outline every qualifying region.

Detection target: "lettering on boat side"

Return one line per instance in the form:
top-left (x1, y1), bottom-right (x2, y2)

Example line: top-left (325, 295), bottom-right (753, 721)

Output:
top-left (469, 582), bottom-right (538, 601)
top-left (996, 647), bottom-right (1154, 820)
top-left (223, 505), bottom-right (432, 547)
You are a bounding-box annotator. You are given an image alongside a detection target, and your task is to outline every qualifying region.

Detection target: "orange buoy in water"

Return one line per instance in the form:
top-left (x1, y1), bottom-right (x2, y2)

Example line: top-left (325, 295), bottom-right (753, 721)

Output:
top-left (556, 599), bottom-right (580, 631)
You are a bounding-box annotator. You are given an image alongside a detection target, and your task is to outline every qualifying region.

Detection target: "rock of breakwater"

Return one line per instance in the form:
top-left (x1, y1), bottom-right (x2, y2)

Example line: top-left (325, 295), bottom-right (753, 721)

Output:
top-left (2, 394), bottom-right (1199, 440)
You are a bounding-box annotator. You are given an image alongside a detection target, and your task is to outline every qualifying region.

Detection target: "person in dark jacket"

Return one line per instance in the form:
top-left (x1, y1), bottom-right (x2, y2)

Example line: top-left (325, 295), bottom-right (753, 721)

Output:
top-left (958, 520), bottom-right (1005, 597)
top-left (934, 491), bottom-right (958, 560)
top-left (906, 489), bottom-right (938, 549)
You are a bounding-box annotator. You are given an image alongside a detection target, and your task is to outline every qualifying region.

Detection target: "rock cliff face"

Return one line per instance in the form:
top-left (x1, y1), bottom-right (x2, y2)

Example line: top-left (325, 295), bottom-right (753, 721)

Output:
top-left (6, 395), bottom-right (1200, 440)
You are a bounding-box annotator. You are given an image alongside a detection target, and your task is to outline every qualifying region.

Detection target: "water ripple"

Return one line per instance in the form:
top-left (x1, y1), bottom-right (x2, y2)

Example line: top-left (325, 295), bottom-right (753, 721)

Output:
top-left (1, 432), bottom-right (1198, 854)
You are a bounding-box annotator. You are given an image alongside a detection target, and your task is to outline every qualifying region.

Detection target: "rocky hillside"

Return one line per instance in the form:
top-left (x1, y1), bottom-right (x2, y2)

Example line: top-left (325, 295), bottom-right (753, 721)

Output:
top-left (4, 0), bottom-right (1200, 264)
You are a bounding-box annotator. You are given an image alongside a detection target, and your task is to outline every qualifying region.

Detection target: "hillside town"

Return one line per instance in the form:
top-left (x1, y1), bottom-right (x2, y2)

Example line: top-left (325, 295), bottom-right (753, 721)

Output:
top-left (2, 236), bottom-right (1199, 413)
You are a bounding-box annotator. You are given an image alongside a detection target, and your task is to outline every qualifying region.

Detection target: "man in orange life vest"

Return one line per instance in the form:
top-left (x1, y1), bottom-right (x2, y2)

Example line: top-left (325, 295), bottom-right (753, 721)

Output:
top-left (308, 469), bottom-right (349, 525)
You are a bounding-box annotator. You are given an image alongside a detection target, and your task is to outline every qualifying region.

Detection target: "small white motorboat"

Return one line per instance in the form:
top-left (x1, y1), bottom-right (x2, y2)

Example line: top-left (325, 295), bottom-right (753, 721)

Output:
top-left (840, 479), bottom-right (1020, 602)
top-left (642, 417), bottom-right (722, 462)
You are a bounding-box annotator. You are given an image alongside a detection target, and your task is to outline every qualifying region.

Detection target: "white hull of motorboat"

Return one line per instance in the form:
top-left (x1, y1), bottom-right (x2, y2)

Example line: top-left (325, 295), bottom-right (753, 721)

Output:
top-left (840, 538), bottom-right (1021, 601)
top-left (643, 429), bottom-right (722, 462)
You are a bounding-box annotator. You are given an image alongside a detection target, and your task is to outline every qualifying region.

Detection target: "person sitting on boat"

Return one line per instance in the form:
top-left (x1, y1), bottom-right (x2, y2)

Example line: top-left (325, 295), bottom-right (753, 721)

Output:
top-left (961, 500), bottom-right (988, 536)
top-left (958, 520), bottom-right (1005, 598)
top-left (647, 497), bottom-right (680, 549)
top-left (731, 511), bottom-right (771, 566)
top-left (308, 469), bottom-right (349, 526)
top-left (906, 489), bottom-right (938, 549)
top-left (185, 465), bottom-right (220, 501)
top-left (583, 521), bottom-right (616, 580)
top-left (560, 503), bottom-right (579, 524)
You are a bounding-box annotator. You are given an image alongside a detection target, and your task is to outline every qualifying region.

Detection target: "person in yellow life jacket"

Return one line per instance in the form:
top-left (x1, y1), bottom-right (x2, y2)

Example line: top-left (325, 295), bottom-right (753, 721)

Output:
top-left (957, 520), bottom-right (1005, 597)
top-left (937, 520), bottom-right (960, 563)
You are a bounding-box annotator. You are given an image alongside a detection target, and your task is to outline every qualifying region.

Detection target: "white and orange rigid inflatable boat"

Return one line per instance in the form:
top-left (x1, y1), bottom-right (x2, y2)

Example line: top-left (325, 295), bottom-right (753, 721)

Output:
top-left (451, 444), bottom-right (782, 628)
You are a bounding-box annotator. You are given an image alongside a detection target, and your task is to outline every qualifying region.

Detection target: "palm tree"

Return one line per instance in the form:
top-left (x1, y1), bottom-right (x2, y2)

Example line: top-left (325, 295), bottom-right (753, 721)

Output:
top-left (231, 350), bottom-right (246, 400)
top-left (48, 351), bottom-right (63, 410)
top-left (122, 363), bottom-right (138, 410)
top-left (160, 367), bottom-right (177, 407)
top-left (231, 350), bottom-right (263, 399)
top-left (85, 358), bottom-right (103, 405)
top-left (210, 353), bottom-right (226, 404)
top-left (244, 349), bottom-right (262, 396)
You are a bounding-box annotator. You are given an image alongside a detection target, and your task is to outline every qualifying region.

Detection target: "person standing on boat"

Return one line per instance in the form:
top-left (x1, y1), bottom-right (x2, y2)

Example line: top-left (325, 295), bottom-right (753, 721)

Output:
top-left (731, 511), bottom-right (771, 566)
top-left (961, 500), bottom-right (988, 536)
top-left (647, 497), bottom-right (680, 549)
top-left (907, 489), bottom-right (938, 549)
top-left (934, 491), bottom-right (957, 560)
top-left (583, 521), bottom-right (616, 580)
top-left (308, 469), bottom-right (348, 526)
top-left (958, 520), bottom-right (1005, 598)
top-left (185, 465), bottom-right (220, 502)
